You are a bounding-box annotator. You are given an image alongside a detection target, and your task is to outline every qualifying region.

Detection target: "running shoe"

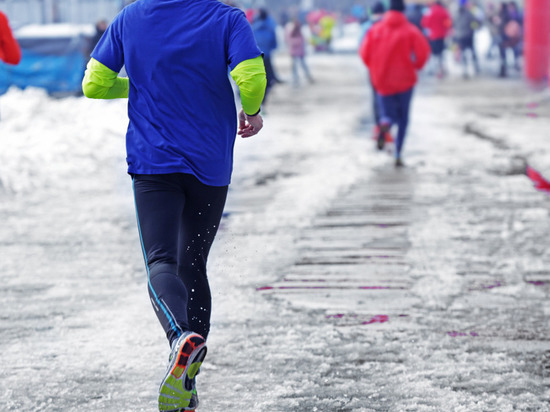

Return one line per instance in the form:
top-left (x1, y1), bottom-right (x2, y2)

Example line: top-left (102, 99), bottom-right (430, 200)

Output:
top-left (377, 127), bottom-right (386, 150)
top-left (372, 125), bottom-right (394, 145)
top-left (377, 123), bottom-right (390, 150)
top-left (395, 157), bottom-right (404, 168)
top-left (182, 377), bottom-right (199, 411)
top-left (158, 331), bottom-right (207, 412)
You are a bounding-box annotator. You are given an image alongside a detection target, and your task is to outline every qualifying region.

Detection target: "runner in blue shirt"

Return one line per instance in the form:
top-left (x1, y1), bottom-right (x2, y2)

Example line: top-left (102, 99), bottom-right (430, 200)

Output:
top-left (82, 1), bottom-right (266, 410)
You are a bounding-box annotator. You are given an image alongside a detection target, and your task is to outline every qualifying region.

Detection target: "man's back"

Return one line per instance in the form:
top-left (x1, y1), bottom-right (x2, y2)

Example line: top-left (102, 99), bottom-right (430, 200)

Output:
top-left (421, 3), bottom-right (452, 40)
top-left (361, 11), bottom-right (430, 95)
top-left (91, 0), bottom-right (262, 184)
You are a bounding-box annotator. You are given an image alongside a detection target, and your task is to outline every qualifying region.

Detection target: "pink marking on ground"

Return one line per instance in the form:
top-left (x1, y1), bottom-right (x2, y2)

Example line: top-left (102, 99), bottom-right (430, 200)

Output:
top-left (362, 315), bottom-right (389, 325)
top-left (256, 286), bottom-right (274, 291)
top-left (526, 112), bottom-right (539, 118)
top-left (481, 281), bottom-right (502, 290)
top-left (526, 166), bottom-right (550, 193)
top-left (526, 281), bottom-right (547, 286)
top-left (526, 102), bottom-right (539, 109)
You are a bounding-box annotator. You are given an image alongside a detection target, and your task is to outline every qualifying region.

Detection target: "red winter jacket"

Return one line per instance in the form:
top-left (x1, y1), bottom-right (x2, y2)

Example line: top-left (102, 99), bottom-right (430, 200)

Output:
top-left (421, 3), bottom-right (452, 41)
top-left (0, 11), bottom-right (21, 65)
top-left (359, 11), bottom-right (430, 96)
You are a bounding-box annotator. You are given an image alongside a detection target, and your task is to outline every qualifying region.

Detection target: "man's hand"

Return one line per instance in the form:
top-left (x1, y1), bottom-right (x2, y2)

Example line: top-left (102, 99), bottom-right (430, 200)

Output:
top-left (238, 110), bottom-right (263, 138)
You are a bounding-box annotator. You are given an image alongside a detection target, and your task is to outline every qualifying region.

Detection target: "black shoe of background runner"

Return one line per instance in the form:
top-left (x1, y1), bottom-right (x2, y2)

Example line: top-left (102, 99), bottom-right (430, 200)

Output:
top-left (377, 128), bottom-right (386, 150)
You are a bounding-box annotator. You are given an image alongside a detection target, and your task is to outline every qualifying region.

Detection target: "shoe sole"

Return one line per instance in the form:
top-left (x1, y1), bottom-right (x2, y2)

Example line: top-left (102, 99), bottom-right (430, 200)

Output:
top-left (158, 333), bottom-right (207, 412)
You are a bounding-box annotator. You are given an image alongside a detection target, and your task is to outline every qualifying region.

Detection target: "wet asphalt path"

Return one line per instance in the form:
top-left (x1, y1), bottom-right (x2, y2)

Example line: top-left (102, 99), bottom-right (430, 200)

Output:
top-left (202, 57), bottom-right (550, 411)
top-left (1, 54), bottom-right (549, 411)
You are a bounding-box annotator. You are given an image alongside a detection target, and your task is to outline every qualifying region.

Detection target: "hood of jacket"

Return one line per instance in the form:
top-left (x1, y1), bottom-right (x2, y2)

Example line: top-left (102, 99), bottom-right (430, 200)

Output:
top-left (429, 4), bottom-right (450, 20)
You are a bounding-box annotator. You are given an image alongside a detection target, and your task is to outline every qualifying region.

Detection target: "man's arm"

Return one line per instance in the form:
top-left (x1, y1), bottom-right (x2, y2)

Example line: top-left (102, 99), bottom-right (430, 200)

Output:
top-left (82, 58), bottom-right (129, 99)
top-left (230, 55), bottom-right (266, 115)
top-left (230, 55), bottom-right (266, 137)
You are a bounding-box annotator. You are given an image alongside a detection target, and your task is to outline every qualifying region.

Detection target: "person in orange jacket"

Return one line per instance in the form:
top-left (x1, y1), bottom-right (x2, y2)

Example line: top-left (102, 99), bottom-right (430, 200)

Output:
top-left (421, 0), bottom-right (452, 77)
top-left (0, 11), bottom-right (21, 65)
top-left (359, 0), bottom-right (430, 167)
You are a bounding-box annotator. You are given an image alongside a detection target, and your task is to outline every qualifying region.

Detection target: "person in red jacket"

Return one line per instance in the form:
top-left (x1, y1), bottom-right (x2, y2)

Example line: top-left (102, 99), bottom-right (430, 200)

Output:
top-left (421, 0), bottom-right (452, 77)
top-left (0, 11), bottom-right (21, 65)
top-left (359, 0), bottom-right (430, 167)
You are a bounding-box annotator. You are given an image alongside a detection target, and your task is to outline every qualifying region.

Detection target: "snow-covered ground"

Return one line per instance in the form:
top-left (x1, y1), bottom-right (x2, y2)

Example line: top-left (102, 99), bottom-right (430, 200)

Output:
top-left (1, 36), bottom-right (549, 411)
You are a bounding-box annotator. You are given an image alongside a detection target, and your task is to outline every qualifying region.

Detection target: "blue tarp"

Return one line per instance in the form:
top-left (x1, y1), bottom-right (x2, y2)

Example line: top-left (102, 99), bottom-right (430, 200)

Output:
top-left (0, 27), bottom-right (91, 95)
top-left (0, 50), bottom-right (87, 94)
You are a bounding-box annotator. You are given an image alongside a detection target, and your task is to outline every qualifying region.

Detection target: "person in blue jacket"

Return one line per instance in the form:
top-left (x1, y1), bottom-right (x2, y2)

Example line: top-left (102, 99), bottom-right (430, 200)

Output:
top-left (252, 8), bottom-right (278, 105)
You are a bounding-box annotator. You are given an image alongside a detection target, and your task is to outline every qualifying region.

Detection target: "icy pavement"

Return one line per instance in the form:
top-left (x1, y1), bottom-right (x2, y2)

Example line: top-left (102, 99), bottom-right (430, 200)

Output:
top-left (1, 52), bottom-right (549, 411)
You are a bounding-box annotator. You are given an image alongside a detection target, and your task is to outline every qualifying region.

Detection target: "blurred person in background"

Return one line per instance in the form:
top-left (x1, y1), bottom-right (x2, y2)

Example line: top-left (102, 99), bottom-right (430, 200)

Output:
top-left (454, 0), bottom-right (481, 78)
top-left (405, 2), bottom-right (425, 30)
top-left (285, 17), bottom-right (314, 87)
top-left (351, 3), bottom-right (367, 22)
top-left (308, 9), bottom-right (336, 53)
top-left (318, 12), bottom-right (336, 52)
top-left (0, 10), bottom-right (21, 120)
top-left (421, 0), bottom-right (452, 78)
top-left (0, 11), bottom-right (21, 66)
top-left (496, 1), bottom-right (522, 77)
top-left (360, 0), bottom-right (430, 167)
top-left (88, 19), bottom-right (108, 57)
top-left (485, 1), bottom-right (500, 59)
top-left (82, 0), bottom-right (266, 410)
top-left (359, 1), bottom-right (389, 141)
top-left (245, 7), bottom-right (255, 22)
top-left (252, 8), bottom-right (279, 107)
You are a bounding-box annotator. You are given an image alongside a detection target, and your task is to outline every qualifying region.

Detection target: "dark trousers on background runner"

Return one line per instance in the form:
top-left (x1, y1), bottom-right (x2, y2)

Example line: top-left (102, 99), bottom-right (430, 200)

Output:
top-left (377, 88), bottom-right (414, 159)
top-left (132, 173), bottom-right (228, 347)
top-left (263, 55), bottom-right (276, 104)
top-left (457, 35), bottom-right (480, 76)
top-left (429, 38), bottom-right (445, 76)
top-left (370, 79), bottom-right (381, 126)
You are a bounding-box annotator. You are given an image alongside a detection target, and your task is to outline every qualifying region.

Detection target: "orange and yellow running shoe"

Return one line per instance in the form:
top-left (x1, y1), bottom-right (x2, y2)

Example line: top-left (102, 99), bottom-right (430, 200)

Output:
top-left (158, 332), bottom-right (206, 412)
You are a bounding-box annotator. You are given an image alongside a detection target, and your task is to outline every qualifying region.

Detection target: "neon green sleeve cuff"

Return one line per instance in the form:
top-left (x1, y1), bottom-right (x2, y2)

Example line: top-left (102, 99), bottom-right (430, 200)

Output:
top-left (230, 56), bottom-right (266, 115)
top-left (82, 58), bottom-right (129, 99)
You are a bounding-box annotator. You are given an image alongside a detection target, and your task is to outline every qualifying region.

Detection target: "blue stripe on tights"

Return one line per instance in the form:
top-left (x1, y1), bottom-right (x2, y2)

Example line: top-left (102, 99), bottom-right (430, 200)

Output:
top-left (132, 178), bottom-right (181, 338)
